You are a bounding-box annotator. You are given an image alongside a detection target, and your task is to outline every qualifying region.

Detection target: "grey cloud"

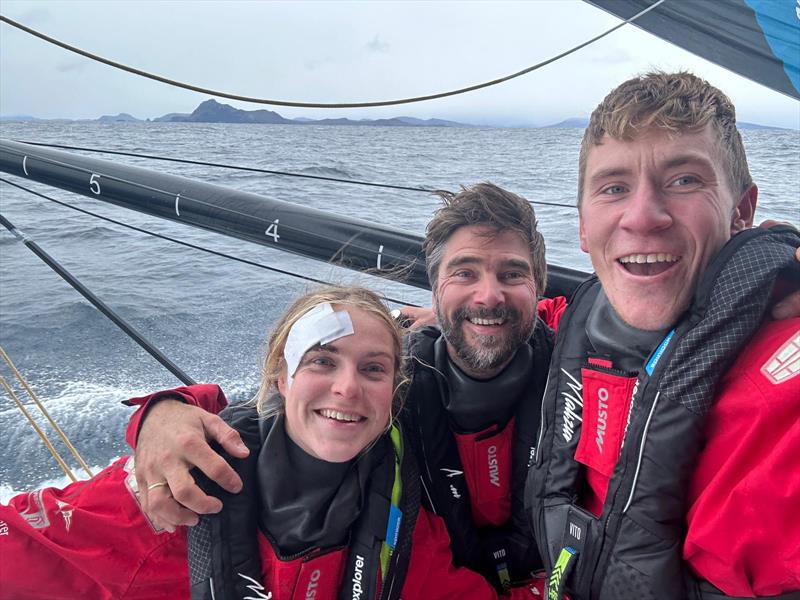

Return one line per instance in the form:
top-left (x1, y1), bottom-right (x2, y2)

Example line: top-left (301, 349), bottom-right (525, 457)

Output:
top-left (365, 35), bottom-right (389, 54)
top-left (587, 48), bottom-right (632, 64)
top-left (19, 7), bottom-right (51, 25)
top-left (304, 56), bottom-right (334, 70)
top-left (56, 60), bottom-right (87, 73)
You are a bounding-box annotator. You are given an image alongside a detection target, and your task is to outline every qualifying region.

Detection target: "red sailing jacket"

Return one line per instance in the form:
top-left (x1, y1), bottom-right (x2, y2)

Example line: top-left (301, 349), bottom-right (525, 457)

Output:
top-left (683, 318), bottom-right (800, 597)
top-left (0, 389), bottom-right (547, 599)
top-left (577, 318), bottom-right (800, 597)
top-left (450, 297), bottom-right (566, 528)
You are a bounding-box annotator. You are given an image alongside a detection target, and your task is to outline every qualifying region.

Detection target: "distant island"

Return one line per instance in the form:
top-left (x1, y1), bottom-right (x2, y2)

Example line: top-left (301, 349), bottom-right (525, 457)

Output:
top-left (542, 117), bottom-right (782, 130)
top-left (0, 99), bottom-right (787, 130)
top-left (1, 99), bottom-right (470, 128)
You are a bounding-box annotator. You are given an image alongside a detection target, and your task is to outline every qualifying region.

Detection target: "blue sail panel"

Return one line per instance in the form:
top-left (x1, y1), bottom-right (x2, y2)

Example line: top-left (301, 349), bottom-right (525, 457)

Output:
top-left (586, 0), bottom-right (800, 100)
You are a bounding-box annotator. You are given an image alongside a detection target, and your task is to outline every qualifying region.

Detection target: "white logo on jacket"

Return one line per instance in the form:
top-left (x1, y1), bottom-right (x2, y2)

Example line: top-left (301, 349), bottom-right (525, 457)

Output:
top-left (761, 332), bottom-right (800, 384)
top-left (560, 369), bottom-right (583, 442)
top-left (595, 387), bottom-right (609, 454)
top-left (237, 572), bottom-right (272, 599)
top-left (352, 554), bottom-right (365, 600)
top-left (56, 500), bottom-right (73, 532)
top-left (487, 445), bottom-right (501, 487)
top-left (440, 467), bottom-right (463, 478)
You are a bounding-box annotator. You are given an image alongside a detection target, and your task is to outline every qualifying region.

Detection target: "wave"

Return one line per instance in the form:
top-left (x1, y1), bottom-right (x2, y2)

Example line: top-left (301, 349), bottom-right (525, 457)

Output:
top-left (296, 165), bottom-right (356, 179)
top-left (0, 380), bottom-right (151, 494)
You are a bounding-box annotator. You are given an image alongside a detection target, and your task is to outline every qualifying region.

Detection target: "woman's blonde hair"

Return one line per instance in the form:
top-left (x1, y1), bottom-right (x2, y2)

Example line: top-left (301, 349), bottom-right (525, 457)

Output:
top-left (254, 286), bottom-right (407, 422)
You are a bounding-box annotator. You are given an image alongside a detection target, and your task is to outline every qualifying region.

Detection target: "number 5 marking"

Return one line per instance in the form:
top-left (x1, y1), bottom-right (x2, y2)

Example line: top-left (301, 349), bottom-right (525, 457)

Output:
top-left (265, 219), bottom-right (280, 242)
top-left (89, 174), bottom-right (101, 195)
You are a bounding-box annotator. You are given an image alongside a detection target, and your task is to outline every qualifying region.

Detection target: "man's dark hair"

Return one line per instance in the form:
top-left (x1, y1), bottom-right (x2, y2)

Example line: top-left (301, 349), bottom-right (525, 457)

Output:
top-left (423, 182), bottom-right (546, 295)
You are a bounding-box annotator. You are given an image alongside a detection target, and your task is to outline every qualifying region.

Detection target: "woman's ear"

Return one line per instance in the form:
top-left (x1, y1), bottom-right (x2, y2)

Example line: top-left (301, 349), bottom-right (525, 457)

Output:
top-left (277, 373), bottom-right (288, 397)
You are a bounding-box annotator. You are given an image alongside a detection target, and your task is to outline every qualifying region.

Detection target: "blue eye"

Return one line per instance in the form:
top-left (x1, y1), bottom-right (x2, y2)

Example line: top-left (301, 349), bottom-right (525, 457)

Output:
top-left (670, 175), bottom-right (699, 186)
top-left (603, 185), bottom-right (627, 195)
top-left (307, 355), bottom-right (333, 367)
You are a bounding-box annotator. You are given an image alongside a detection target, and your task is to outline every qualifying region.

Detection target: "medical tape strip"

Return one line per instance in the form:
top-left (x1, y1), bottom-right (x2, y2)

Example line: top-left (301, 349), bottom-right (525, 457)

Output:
top-left (284, 302), bottom-right (355, 388)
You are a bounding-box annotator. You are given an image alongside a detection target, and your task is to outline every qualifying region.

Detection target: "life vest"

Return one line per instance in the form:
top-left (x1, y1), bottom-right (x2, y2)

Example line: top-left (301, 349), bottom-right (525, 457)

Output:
top-left (187, 403), bottom-right (420, 600)
top-left (526, 227), bottom-right (800, 600)
top-left (404, 319), bottom-right (553, 590)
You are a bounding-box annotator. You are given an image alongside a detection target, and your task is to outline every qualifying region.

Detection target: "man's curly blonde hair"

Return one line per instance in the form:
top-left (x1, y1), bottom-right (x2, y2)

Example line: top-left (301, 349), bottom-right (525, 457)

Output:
top-left (577, 71), bottom-right (753, 206)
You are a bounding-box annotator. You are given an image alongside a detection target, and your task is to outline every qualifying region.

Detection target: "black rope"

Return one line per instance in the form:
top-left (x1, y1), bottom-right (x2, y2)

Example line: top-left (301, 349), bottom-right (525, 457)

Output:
top-left (0, 177), bottom-right (420, 308)
top-left (12, 140), bottom-right (577, 209)
top-left (0, 212), bottom-right (196, 386)
top-left (0, 1), bottom-right (665, 109)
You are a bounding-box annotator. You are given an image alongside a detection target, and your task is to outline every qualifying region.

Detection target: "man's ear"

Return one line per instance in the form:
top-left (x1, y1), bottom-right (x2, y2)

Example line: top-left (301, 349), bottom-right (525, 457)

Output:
top-left (731, 184), bottom-right (758, 234)
top-left (579, 216), bottom-right (589, 253)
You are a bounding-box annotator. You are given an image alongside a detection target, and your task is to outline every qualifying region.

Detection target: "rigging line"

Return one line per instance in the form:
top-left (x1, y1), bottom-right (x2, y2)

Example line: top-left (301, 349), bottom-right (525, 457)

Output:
top-left (1, 0), bottom-right (666, 109)
top-left (0, 178), bottom-right (421, 308)
top-left (14, 140), bottom-right (439, 195)
top-left (0, 375), bottom-right (78, 483)
top-left (13, 141), bottom-right (577, 209)
top-left (0, 212), bottom-right (197, 387)
top-left (4, 147), bottom-right (420, 263)
top-left (0, 347), bottom-right (94, 478)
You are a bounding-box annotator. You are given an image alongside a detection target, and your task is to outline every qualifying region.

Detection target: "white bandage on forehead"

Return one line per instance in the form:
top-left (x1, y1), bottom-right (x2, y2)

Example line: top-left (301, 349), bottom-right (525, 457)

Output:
top-left (283, 302), bottom-right (355, 388)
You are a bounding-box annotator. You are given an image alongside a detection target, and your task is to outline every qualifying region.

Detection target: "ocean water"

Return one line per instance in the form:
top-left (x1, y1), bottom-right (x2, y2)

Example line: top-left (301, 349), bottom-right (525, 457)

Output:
top-left (0, 122), bottom-right (798, 498)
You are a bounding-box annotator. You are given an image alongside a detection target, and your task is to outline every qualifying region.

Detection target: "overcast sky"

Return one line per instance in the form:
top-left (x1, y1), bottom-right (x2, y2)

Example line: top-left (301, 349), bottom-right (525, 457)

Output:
top-left (2, 0), bottom-right (798, 128)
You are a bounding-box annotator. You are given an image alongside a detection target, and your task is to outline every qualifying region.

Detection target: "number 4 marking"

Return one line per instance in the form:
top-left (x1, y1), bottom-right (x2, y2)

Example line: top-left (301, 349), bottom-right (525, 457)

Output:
top-left (265, 219), bottom-right (280, 242)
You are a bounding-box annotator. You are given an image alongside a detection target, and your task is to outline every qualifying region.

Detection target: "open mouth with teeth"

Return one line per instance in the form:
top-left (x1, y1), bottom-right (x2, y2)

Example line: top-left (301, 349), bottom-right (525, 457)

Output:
top-left (468, 317), bottom-right (506, 326)
top-left (618, 253), bottom-right (681, 276)
top-left (316, 408), bottom-right (365, 423)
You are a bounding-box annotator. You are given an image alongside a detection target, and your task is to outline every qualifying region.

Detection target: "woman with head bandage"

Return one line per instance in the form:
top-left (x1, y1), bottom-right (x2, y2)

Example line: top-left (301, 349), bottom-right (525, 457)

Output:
top-left (1, 286), bottom-right (542, 599)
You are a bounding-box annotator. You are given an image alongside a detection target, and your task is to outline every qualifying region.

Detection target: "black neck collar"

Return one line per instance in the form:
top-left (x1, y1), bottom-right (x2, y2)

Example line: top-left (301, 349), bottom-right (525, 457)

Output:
top-left (585, 290), bottom-right (668, 372)
top-left (434, 335), bottom-right (535, 432)
top-left (257, 414), bottom-right (387, 556)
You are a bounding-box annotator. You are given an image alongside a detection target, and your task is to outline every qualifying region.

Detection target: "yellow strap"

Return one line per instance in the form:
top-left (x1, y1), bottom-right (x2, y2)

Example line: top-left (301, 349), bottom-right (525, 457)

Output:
top-left (1, 375), bottom-right (77, 482)
top-left (1, 345), bottom-right (93, 478)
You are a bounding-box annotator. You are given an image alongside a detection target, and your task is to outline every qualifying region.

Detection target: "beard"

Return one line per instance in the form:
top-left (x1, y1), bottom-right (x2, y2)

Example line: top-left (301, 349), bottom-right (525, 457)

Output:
top-left (436, 303), bottom-right (536, 373)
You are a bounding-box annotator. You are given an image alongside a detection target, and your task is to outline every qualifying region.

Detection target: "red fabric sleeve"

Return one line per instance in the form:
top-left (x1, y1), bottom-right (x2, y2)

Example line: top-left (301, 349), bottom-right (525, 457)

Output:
top-left (401, 508), bottom-right (545, 599)
top-left (536, 296), bottom-right (568, 331)
top-left (0, 457), bottom-right (189, 600)
top-left (123, 384), bottom-right (229, 449)
top-left (684, 318), bottom-right (800, 596)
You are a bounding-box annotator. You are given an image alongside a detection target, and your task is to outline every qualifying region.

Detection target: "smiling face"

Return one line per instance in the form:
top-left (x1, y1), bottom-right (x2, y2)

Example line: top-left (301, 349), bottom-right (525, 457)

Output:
top-left (278, 307), bottom-right (395, 463)
top-left (579, 125), bottom-right (757, 330)
top-left (433, 225), bottom-right (538, 379)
